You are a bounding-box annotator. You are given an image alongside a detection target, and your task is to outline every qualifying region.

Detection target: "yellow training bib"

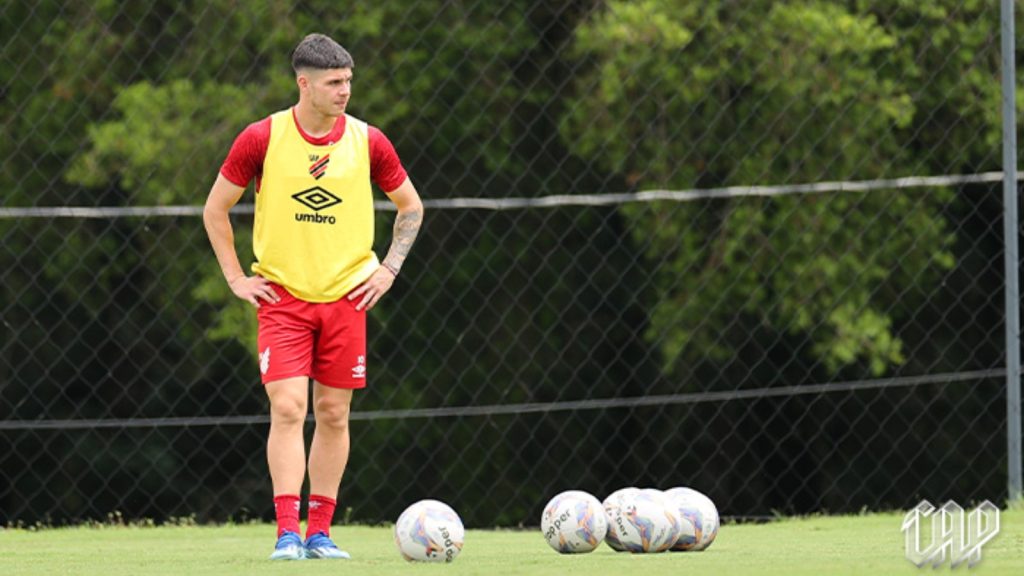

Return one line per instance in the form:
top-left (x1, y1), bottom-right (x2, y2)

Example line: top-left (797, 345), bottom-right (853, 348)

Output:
top-left (252, 109), bottom-right (377, 302)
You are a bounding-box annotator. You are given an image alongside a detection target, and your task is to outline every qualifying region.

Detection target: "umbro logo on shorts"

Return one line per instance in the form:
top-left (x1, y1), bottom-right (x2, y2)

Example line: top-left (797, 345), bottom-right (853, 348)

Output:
top-left (352, 355), bottom-right (366, 379)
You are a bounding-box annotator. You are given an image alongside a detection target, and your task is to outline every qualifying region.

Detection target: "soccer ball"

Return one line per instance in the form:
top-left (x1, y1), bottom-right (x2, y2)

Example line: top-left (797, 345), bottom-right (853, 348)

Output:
top-left (602, 487), bottom-right (640, 552)
top-left (606, 488), bottom-right (682, 553)
top-left (541, 490), bottom-right (608, 553)
top-left (394, 499), bottom-right (465, 562)
top-left (665, 487), bottom-right (719, 551)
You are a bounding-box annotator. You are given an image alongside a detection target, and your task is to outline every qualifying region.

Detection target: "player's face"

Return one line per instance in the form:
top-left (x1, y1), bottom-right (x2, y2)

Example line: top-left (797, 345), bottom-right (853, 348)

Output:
top-left (306, 68), bottom-right (352, 117)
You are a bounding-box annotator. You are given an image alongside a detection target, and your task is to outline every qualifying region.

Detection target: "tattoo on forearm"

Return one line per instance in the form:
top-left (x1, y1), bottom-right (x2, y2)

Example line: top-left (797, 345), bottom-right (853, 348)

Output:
top-left (383, 208), bottom-right (422, 273)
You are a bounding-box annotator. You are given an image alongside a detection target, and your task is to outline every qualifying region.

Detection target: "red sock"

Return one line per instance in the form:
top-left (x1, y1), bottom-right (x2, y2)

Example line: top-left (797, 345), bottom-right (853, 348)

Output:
top-left (273, 494), bottom-right (301, 537)
top-left (306, 494), bottom-right (337, 538)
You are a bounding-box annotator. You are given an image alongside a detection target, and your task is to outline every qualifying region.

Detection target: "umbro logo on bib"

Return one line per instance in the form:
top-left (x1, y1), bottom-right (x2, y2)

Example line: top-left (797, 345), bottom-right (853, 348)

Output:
top-left (293, 186), bottom-right (341, 225)
top-left (292, 186), bottom-right (342, 211)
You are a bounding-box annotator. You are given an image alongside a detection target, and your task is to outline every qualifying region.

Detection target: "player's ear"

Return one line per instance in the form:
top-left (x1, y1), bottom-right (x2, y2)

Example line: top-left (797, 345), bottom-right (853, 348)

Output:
top-left (296, 70), bottom-right (311, 93)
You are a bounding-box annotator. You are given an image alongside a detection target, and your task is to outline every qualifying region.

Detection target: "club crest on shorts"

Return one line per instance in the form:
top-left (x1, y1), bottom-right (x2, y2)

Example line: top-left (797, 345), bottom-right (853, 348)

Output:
top-left (352, 355), bottom-right (366, 379)
top-left (260, 347), bottom-right (271, 375)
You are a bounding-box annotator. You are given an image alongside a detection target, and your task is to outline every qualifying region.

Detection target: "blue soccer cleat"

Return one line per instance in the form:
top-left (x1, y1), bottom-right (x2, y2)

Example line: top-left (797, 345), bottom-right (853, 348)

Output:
top-left (269, 530), bottom-right (305, 560)
top-left (304, 532), bottom-right (351, 559)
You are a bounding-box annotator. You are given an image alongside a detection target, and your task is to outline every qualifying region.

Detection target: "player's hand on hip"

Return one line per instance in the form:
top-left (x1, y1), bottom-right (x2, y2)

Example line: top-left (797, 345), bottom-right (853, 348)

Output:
top-left (348, 267), bottom-right (396, 311)
top-left (229, 275), bottom-right (280, 308)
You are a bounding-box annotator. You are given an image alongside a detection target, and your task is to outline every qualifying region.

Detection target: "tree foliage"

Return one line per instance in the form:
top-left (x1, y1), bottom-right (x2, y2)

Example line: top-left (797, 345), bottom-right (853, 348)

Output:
top-left (561, 0), bottom-right (993, 376)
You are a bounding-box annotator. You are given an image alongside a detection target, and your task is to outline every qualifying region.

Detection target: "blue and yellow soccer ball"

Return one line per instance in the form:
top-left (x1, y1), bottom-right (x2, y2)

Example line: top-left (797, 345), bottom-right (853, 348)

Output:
top-left (602, 487), bottom-right (640, 551)
top-left (541, 490), bottom-right (608, 553)
top-left (394, 499), bottom-right (465, 562)
top-left (665, 486), bottom-right (720, 551)
top-left (605, 488), bottom-right (682, 553)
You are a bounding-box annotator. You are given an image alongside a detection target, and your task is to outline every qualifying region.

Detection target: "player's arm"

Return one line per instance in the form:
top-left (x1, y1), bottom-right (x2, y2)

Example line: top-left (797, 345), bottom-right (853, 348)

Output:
top-left (203, 173), bottom-right (280, 308)
top-left (348, 177), bottom-right (423, 311)
top-left (381, 177), bottom-right (424, 276)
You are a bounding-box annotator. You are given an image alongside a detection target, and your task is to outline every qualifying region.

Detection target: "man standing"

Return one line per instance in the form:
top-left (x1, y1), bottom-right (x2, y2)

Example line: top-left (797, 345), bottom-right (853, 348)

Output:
top-left (203, 33), bottom-right (423, 560)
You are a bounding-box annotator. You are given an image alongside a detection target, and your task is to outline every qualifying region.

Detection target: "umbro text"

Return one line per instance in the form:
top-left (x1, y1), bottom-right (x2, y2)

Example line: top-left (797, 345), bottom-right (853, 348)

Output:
top-left (295, 213), bottom-right (336, 225)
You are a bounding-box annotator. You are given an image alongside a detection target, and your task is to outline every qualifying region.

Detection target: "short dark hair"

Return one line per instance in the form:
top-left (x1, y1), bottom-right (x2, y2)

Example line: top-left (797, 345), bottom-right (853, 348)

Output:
top-left (291, 33), bottom-right (354, 72)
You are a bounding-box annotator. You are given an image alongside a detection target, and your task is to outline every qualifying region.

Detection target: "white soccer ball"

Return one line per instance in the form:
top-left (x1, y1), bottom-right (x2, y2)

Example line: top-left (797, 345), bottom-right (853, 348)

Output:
top-left (394, 499), bottom-right (465, 562)
top-left (665, 487), bottom-right (719, 551)
top-left (602, 487), bottom-right (640, 552)
top-left (606, 488), bottom-right (682, 553)
top-left (541, 490), bottom-right (608, 553)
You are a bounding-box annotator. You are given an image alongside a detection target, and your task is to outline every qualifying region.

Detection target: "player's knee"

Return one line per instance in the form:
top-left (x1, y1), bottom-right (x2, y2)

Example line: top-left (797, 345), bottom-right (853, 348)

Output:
top-left (270, 396), bottom-right (307, 426)
top-left (314, 397), bottom-right (350, 429)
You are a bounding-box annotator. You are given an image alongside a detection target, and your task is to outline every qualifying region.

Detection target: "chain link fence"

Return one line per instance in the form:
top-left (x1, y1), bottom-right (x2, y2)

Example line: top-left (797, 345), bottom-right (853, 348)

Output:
top-left (1, 0), bottom-right (1019, 527)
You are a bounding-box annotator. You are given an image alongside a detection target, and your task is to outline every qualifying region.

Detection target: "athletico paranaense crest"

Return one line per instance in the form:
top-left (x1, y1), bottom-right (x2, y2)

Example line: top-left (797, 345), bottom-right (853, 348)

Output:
top-left (309, 153), bottom-right (330, 179)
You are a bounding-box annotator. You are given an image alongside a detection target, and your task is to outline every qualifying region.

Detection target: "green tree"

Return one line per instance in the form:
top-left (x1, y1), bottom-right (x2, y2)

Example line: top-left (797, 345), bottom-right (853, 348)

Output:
top-left (560, 0), bottom-right (986, 377)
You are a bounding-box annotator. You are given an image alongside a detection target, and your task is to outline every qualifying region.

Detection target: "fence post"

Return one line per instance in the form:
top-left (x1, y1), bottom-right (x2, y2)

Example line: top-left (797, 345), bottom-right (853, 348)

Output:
top-left (1001, 0), bottom-right (1022, 504)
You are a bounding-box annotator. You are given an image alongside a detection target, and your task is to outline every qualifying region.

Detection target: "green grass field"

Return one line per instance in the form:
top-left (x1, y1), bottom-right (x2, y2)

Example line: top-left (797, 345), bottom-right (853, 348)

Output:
top-left (2, 510), bottom-right (1022, 575)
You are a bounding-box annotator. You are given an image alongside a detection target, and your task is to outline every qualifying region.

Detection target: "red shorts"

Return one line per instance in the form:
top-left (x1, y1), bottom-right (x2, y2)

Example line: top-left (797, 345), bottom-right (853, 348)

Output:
top-left (256, 283), bottom-right (367, 389)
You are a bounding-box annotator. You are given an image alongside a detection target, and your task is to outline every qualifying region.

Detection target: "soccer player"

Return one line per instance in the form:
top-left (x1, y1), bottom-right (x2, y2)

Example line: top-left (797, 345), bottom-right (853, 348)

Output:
top-left (203, 33), bottom-right (423, 560)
